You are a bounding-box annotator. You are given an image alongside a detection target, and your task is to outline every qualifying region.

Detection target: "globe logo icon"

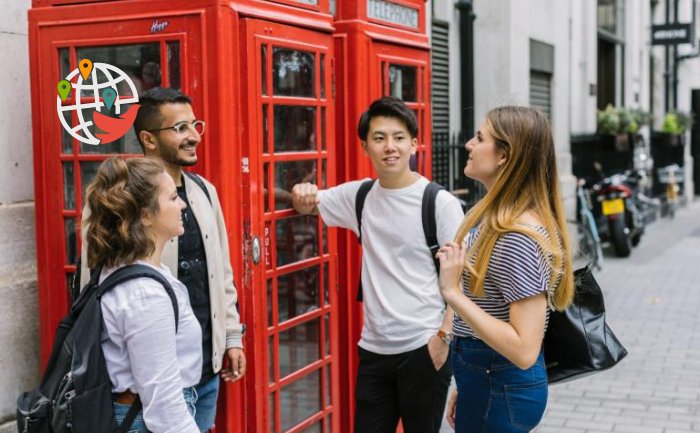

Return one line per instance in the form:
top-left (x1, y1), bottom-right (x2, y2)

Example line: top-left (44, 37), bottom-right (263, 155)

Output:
top-left (56, 59), bottom-right (140, 146)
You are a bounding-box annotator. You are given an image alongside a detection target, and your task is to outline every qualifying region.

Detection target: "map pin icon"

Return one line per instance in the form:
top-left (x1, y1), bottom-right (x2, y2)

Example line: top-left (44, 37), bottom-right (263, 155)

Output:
top-left (79, 59), bottom-right (93, 81)
top-left (102, 88), bottom-right (117, 110)
top-left (57, 80), bottom-right (71, 101)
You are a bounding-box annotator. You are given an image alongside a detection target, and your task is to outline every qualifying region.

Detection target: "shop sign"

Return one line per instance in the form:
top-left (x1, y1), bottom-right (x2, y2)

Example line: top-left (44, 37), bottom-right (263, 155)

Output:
top-left (367, 0), bottom-right (419, 29)
top-left (652, 23), bottom-right (692, 45)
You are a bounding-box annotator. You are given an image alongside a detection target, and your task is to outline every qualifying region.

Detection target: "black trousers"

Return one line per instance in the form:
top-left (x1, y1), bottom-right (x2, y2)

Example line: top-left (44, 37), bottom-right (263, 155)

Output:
top-left (354, 344), bottom-right (452, 433)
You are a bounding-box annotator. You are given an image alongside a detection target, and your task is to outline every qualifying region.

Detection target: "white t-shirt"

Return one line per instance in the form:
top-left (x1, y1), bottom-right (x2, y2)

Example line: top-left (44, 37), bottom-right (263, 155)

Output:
top-left (318, 175), bottom-right (464, 354)
top-left (100, 261), bottom-right (202, 433)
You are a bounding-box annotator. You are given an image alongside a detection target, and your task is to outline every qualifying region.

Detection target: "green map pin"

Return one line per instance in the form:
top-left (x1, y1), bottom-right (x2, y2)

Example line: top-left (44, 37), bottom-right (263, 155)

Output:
top-left (57, 80), bottom-right (71, 101)
top-left (102, 88), bottom-right (117, 110)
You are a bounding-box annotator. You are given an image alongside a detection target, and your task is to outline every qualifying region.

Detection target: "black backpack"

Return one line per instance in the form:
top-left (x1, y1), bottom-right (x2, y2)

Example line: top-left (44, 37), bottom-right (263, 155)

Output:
top-left (354, 179), bottom-right (443, 301)
top-left (17, 264), bottom-right (179, 433)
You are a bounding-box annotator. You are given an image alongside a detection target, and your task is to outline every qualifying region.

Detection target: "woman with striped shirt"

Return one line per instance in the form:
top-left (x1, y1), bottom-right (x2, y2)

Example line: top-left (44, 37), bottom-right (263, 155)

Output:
top-left (435, 107), bottom-right (575, 432)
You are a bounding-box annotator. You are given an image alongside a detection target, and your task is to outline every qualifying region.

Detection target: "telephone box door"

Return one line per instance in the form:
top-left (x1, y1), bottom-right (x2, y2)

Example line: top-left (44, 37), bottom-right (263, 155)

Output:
top-left (30, 11), bottom-right (205, 362)
top-left (240, 19), bottom-right (340, 433)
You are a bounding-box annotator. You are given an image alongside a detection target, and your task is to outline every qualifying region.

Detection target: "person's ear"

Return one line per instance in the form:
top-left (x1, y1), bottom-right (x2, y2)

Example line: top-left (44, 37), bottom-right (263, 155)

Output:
top-left (410, 137), bottom-right (418, 155)
top-left (361, 140), bottom-right (368, 156)
top-left (496, 150), bottom-right (508, 169)
top-left (140, 131), bottom-right (158, 154)
top-left (140, 209), bottom-right (154, 228)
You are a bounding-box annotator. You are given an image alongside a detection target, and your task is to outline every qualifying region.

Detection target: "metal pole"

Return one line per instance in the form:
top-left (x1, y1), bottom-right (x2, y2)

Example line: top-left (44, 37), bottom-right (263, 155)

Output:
top-left (673, 0), bottom-right (680, 110)
top-left (456, 0), bottom-right (475, 137)
top-left (665, 0), bottom-right (671, 112)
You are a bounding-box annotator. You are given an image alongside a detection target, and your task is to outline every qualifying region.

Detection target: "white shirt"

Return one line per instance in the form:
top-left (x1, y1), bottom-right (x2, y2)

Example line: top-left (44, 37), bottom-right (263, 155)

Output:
top-left (100, 261), bottom-right (202, 433)
top-left (318, 175), bottom-right (464, 354)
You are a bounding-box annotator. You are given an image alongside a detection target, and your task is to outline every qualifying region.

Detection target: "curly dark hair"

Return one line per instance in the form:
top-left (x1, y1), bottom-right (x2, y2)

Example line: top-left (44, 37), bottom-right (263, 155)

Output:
top-left (85, 157), bottom-right (165, 269)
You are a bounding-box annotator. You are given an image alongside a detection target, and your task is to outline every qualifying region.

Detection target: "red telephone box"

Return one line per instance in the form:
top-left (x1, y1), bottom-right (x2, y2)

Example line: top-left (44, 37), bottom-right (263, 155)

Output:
top-left (29, 0), bottom-right (431, 432)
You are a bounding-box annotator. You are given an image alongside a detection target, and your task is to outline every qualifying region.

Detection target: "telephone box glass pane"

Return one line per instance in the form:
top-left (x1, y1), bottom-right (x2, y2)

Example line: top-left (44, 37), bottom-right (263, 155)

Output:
top-left (299, 422), bottom-right (322, 433)
top-left (261, 45), bottom-right (268, 96)
top-left (64, 218), bottom-right (76, 265)
top-left (274, 106), bottom-right (316, 152)
top-left (280, 369), bottom-right (321, 431)
top-left (61, 111), bottom-right (73, 154)
top-left (267, 278), bottom-right (274, 325)
top-left (274, 160), bottom-right (316, 210)
top-left (279, 319), bottom-right (320, 377)
top-left (323, 262), bottom-right (329, 305)
top-left (63, 162), bottom-right (75, 210)
top-left (77, 43), bottom-right (161, 95)
top-left (269, 336), bottom-right (275, 383)
top-left (167, 41), bottom-right (180, 90)
top-left (320, 54), bottom-right (325, 99)
top-left (262, 104), bottom-right (269, 154)
top-left (59, 48), bottom-right (70, 80)
top-left (269, 393), bottom-right (276, 433)
top-left (320, 107), bottom-right (326, 151)
top-left (389, 64), bottom-right (417, 102)
top-left (80, 161), bottom-right (102, 200)
top-left (278, 267), bottom-right (320, 322)
top-left (276, 215), bottom-right (318, 266)
top-left (273, 48), bottom-right (315, 97)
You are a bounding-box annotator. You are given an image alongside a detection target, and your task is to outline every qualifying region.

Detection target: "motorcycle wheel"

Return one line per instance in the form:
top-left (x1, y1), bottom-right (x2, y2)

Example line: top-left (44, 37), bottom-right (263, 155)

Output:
top-left (610, 216), bottom-right (632, 257)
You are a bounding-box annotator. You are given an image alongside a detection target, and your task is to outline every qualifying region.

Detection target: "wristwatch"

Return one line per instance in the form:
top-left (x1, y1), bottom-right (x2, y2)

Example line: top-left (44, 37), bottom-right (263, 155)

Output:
top-left (436, 329), bottom-right (453, 345)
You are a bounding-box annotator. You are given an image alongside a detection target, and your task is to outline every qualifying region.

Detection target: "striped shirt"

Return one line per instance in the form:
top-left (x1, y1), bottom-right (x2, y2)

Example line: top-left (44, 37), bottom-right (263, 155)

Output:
top-left (452, 226), bottom-right (552, 339)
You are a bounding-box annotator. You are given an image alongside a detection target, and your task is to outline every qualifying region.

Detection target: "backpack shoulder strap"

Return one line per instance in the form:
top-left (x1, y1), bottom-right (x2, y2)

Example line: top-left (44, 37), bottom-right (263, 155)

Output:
top-left (355, 179), bottom-right (377, 243)
top-left (184, 171), bottom-right (212, 205)
top-left (422, 182), bottom-right (443, 275)
top-left (97, 264), bottom-right (179, 331)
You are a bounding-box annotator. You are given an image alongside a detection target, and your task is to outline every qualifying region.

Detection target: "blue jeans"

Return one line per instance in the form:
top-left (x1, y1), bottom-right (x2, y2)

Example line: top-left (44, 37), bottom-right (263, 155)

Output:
top-left (193, 375), bottom-right (221, 432)
top-left (113, 387), bottom-right (197, 433)
top-left (450, 337), bottom-right (548, 433)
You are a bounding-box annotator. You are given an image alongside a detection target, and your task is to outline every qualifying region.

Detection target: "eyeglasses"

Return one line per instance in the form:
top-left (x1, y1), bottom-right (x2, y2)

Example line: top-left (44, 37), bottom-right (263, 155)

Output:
top-left (148, 120), bottom-right (205, 136)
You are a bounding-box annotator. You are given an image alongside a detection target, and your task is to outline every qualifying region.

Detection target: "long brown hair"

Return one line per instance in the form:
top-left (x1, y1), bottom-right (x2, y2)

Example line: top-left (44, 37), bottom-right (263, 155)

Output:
top-left (85, 157), bottom-right (165, 269)
top-left (455, 106), bottom-right (574, 310)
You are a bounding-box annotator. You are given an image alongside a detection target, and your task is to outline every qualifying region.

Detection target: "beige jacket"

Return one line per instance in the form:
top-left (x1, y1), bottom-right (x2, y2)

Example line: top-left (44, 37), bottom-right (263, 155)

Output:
top-left (80, 173), bottom-right (243, 373)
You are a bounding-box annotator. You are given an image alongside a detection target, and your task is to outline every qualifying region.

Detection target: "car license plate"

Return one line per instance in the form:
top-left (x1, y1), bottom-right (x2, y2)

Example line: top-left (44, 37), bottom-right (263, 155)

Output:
top-left (602, 198), bottom-right (625, 215)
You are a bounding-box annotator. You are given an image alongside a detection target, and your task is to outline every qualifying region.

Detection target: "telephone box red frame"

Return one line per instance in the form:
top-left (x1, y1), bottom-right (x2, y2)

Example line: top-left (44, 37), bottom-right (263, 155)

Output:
top-left (28, 1), bottom-right (432, 432)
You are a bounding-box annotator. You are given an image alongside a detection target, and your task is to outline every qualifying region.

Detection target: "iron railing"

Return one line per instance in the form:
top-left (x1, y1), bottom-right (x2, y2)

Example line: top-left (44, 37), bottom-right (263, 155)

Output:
top-left (431, 131), bottom-right (486, 209)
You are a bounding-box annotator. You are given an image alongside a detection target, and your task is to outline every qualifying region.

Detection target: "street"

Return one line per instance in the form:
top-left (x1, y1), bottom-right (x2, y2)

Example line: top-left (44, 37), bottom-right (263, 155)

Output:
top-left (536, 199), bottom-right (700, 433)
top-left (442, 199), bottom-right (700, 433)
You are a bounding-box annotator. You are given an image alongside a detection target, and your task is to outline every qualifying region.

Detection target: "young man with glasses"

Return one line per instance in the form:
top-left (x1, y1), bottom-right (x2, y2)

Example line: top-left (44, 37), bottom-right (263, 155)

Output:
top-left (80, 87), bottom-right (245, 432)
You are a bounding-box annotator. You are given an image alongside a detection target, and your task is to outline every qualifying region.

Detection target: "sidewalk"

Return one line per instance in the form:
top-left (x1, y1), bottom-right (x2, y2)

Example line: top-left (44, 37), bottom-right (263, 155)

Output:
top-left (440, 199), bottom-right (700, 433)
top-left (535, 199), bottom-right (700, 433)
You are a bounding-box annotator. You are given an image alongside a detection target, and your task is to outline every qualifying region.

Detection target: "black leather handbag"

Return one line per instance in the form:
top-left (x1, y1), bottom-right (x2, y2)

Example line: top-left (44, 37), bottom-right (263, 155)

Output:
top-left (544, 265), bottom-right (628, 384)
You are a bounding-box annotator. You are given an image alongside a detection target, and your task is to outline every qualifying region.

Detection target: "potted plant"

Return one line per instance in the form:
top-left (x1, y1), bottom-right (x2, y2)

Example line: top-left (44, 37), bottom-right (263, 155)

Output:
top-left (660, 111), bottom-right (695, 145)
top-left (597, 105), bottom-right (648, 150)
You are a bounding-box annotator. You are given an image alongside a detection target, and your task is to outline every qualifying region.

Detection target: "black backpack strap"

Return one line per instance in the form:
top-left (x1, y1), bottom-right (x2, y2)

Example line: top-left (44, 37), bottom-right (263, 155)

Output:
top-left (422, 182), bottom-right (443, 275)
top-left (354, 179), bottom-right (377, 302)
top-left (355, 179), bottom-right (377, 244)
top-left (184, 171), bottom-right (212, 205)
top-left (96, 264), bottom-right (179, 332)
top-left (117, 397), bottom-right (143, 433)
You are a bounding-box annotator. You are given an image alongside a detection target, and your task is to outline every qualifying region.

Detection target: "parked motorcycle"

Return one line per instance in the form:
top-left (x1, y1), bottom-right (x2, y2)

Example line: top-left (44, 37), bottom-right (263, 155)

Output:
top-left (589, 172), bottom-right (646, 257)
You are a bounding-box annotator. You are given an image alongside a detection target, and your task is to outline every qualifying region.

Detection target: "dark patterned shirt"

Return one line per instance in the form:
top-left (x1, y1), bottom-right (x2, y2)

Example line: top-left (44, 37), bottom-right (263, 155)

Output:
top-left (177, 184), bottom-right (213, 383)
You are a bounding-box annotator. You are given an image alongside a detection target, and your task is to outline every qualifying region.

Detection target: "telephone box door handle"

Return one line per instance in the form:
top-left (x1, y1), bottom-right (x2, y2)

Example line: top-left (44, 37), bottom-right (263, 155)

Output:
top-left (252, 236), bottom-right (261, 265)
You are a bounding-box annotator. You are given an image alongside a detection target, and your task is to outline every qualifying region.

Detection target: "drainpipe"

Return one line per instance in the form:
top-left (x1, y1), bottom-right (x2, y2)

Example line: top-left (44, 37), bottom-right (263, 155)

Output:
top-left (456, 0), bottom-right (476, 136)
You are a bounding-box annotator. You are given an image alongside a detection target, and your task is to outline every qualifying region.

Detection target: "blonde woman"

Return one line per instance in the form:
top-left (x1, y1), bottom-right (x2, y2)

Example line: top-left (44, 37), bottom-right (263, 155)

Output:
top-left (436, 107), bottom-right (574, 432)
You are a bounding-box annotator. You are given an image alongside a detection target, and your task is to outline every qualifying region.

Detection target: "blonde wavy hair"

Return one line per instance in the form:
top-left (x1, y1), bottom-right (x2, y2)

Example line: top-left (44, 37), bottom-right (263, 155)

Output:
top-left (455, 106), bottom-right (574, 310)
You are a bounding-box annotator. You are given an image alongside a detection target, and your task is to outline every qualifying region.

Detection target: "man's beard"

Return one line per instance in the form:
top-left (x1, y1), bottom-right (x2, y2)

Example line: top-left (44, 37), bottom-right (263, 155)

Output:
top-left (160, 141), bottom-right (198, 167)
